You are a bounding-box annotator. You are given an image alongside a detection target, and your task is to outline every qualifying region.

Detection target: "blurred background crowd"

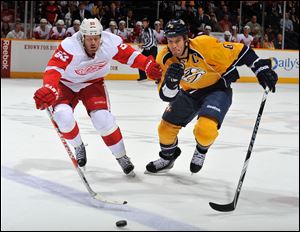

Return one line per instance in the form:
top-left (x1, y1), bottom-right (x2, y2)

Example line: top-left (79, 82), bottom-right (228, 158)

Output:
top-left (1, 1), bottom-right (299, 49)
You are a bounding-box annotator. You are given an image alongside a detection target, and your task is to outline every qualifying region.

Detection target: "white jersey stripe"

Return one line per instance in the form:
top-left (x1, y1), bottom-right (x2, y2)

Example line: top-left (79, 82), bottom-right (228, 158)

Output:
top-left (45, 66), bottom-right (65, 75)
top-left (127, 51), bottom-right (141, 66)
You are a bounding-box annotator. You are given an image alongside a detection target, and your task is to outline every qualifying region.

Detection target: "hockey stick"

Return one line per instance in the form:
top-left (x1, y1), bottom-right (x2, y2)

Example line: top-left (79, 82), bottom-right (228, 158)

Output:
top-left (46, 107), bottom-right (127, 205)
top-left (209, 88), bottom-right (270, 212)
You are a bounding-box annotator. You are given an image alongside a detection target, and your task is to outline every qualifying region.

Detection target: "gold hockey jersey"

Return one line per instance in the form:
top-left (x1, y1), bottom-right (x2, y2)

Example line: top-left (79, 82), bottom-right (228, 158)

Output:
top-left (156, 35), bottom-right (245, 91)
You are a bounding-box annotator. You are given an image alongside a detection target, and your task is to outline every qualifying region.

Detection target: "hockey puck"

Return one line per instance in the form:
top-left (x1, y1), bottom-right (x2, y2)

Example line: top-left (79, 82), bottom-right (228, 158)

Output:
top-left (116, 220), bottom-right (127, 227)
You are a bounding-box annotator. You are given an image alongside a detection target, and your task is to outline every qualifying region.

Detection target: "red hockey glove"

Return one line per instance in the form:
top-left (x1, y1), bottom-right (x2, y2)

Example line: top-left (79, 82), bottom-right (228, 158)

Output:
top-left (144, 56), bottom-right (162, 81)
top-left (33, 84), bottom-right (59, 110)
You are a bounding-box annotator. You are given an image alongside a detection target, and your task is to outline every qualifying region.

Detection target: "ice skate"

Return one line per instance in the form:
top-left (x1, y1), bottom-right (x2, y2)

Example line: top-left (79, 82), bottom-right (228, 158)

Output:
top-left (75, 143), bottom-right (87, 167)
top-left (145, 147), bottom-right (181, 174)
top-left (117, 155), bottom-right (135, 176)
top-left (190, 149), bottom-right (206, 173)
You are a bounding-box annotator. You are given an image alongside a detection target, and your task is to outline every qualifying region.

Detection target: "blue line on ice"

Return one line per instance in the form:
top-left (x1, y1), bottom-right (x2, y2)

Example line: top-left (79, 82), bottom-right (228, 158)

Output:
top-left (1, 166), bottom-right (205, 231)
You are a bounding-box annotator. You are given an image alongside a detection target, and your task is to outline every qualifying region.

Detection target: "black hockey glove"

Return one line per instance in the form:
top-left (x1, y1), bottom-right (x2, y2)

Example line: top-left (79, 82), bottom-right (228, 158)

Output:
top-left (164, 63), bottom-right (184, 89)
top-left (251, 59), bottom-right (278, 93)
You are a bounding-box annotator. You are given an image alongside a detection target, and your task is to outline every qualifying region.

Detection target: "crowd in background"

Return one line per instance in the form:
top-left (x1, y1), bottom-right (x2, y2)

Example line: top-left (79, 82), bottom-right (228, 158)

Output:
top-left (1, 1), bottom-right (299, 49)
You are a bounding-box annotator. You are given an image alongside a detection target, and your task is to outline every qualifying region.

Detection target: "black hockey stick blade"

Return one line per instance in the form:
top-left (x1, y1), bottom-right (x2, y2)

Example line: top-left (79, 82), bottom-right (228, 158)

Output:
top-left (209, 201), bottom-right (235, 212)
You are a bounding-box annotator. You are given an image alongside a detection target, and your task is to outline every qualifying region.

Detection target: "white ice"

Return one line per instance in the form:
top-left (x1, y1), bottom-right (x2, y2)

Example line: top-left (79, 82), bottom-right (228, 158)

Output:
top-left (1, 79), bottom-right (299, 231)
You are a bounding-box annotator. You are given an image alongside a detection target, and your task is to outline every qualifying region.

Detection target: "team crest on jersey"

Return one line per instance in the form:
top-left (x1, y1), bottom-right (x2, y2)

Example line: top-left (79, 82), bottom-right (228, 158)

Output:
top-left (182, 67), bottom-right (206, 83)
top-left (75, 62), bottom-right (107, 75)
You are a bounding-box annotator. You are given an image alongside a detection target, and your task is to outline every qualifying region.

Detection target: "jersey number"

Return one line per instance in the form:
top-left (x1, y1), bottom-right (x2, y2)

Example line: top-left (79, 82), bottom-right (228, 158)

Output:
top-left (223, 44), bottom-right (234, 50)
top-left (54, 50), bottom-right (69, 62)
top-left (119, 43), bottom-right (128, 50)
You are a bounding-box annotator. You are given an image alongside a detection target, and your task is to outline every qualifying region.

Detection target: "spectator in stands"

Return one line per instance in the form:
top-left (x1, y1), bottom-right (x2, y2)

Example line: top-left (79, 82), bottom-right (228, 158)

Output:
top-left (66, 19), bottom-right (80, 37)
top-left (73, 2), bottom-right (92, 22)
top-left (96, 8), bottom-right (108, 29)
top-left (91, 1), bottom-right (104, 18)
top-left (174, 1), bottom-right (186, 18)
top-left (237, 25), bottom-right (253, 46)
top-left (182, 5), bottom-right (196, 30)
top-left (290, 7), bottom-right (299, 33)
top-left (84, 0), bottom-right (94, 14)
top-left (158, 18), bottom-right (164, 28)
top-left (262, 33), bottom-right (275, 49)
top-left (231, 25), bottom-right (238, 42)
top-left (106, 2), bottom-right (122, 24)
top-left (250, 26), bottom-right (261, 48)
top-left (64, 3), bottom-right (78, 28)
top-left (203, 25), bottom-right (212, 36)
top-left (274, 33), bottom-right (284, 49)
top-left (1, 2), bottom-right (15, 23)
top-left (218, 13), bottom-right (232, 32)
top-left (224, 30), bottom-right (232, 42)
top-left (153, 20), bottom-right (166, 44)
top-left (50, 19), bottom-right (66, 40)
top-left (33, 18), bottom-right (51, 40)
top-left (1, 22), bottom-right (11, 38)
top-left (42, 1), bottom-right (61, 26)
top-left (219, 4), bottom-right (233, 22)
top-left (125, 9), bottom-right (136, 29)
top-left (209, 13), bottom-right (222, 32)
top-left (117, 20), bottom-right (131, 43)
top-left (186, 23), bottom-right (195, 38)
top-left (115, 1), bottom-right (126, 18)
top-left (246, 15), bottom-right (262, 37)
top-left (59, 1), bottom-right (70, 21)
top-left (105, 20), bottom-right (118, 35)
top-left (195, 6), bottom-right (209, 34)
top-left (6, 21), bottom-right (25, 39)
top-left (132, 21), bottom-right (143, 43)
top-left (280, 12), bottom-right (294, 32)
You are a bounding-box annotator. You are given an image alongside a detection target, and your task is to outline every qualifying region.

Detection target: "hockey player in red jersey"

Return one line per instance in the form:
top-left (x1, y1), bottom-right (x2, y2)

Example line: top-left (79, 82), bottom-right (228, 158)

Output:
top-left (33, 18), bottom-right (162, 175)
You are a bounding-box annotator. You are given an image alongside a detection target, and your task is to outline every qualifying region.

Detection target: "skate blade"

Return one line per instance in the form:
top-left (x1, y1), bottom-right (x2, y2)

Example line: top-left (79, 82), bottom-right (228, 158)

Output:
top-left (79, 166), bottom-right (87, 172)
top-left (144, 169), bottom-right (171, 175)
top-left (126, 170), bottom-right (136, 177)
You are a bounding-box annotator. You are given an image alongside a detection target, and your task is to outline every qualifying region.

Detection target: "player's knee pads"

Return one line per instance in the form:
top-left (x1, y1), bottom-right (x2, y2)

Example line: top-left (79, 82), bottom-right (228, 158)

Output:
top-left (158, 120), bottom-right (181, 145)
top-left (90, 109), bottom-right (118, 135)
top-left (53, 104), bottom-right (76, 132)
top-left (193, 116), bottom-right (219, 147)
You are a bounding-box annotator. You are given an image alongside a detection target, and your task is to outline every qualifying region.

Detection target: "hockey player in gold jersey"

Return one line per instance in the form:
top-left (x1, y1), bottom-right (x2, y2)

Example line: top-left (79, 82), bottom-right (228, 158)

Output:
top-left (146, 19), bottom-right (278, 174)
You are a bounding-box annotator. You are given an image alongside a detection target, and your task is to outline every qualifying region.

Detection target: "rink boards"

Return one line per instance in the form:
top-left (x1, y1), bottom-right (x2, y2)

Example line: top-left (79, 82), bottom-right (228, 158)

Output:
top-left (1, 38), bottom-right (299, 83)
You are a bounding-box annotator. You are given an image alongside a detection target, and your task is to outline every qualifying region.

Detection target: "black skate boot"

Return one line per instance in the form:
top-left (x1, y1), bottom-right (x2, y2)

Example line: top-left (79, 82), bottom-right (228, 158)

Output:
top-left (75, 143), bottom-right (87, 167)
top-left (146, 147), bottom-right (181, 173)
top-left (116, 155), bottom-right (135, 176)
top-left (190, 146), bottom-right (207, 173)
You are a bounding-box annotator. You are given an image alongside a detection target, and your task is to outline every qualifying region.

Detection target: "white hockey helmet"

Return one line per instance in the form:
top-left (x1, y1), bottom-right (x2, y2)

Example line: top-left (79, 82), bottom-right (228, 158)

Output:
top-left (56, 19), bottom-right (65, 26)
top-left (136, 21), bottom-right (142, 27)
top-left (73, 19), bottom-right (81, 25)
top-left (80, 18), bottom-right (103, 36)
top-left (119, 20), bottom-right (126, 26)
top-left (109, 20), bottom-right (117, 27)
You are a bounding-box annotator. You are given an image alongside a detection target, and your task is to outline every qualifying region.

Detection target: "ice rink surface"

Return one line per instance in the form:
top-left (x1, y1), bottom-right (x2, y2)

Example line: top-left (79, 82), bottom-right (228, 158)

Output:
top-left (1, 79), bottom-right (299, 231)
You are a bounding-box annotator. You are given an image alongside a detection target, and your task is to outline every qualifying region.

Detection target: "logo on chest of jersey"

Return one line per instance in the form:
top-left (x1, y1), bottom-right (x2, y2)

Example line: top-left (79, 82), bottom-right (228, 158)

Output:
top-left (182, 67), bottom-right (206, 83)
top-left (75, 61), bottom-right (107, 75)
